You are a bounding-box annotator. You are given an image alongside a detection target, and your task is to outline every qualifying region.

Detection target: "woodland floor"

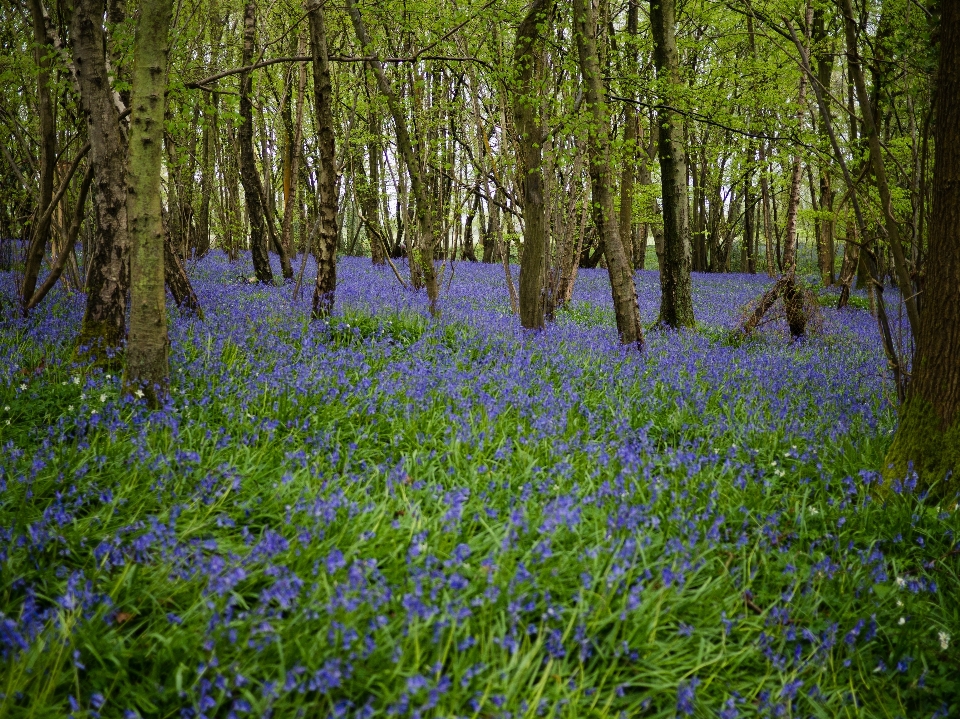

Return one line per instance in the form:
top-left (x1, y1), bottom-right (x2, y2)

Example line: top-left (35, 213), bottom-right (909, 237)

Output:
top-left (0, 254), bottom-right (957, 718)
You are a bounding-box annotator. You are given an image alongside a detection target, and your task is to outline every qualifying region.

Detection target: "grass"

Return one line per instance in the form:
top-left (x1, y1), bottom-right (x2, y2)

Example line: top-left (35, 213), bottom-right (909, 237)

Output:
top-left (0, 255), bottom-right (957, 719)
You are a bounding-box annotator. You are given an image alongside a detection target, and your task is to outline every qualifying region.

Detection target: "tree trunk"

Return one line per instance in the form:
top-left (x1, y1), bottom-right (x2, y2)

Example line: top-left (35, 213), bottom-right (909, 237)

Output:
top-left (885, 2), bottom-right (960, 486)
top-left (366, 108), bottom-right (386, 265)
top-left (307, 0), bottom-right (339, 318)
top-left (574, 0), bottom-right (643, 347)
top-left (123, 0), bottom-right (173, 405)
top-left (513, 0), bottom-right (553, 331)
top-left (71, 0), bottom-right (129, 362)
top-left (840, 0), bottom-right (919, 337)
top-left (21, 0), bottom-right (57, 308)
top-left (346, 0), bottom-right (439, 315)
top-left (238, 0), bottom-right (273, 283)
top-left (650, 0), bottom-right (694, 327)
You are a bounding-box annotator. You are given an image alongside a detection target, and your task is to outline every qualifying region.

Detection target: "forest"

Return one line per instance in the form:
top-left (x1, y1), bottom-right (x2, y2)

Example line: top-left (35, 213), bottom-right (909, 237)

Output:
top-left (1, 0), bottom-right (959, 715)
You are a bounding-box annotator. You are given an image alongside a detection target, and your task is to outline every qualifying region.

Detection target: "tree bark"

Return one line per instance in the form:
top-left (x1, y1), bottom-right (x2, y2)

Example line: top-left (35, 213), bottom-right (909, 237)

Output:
top-left (239, 0), bottom-right (274, 284)
top-left (123, 0), bottom-right (174, 405)
top-left (650, 0), bottom-right (694, 328)
top-left (513, 0), bottom-right (553, 331)
top-left (574, 0), bottom-right (643, 347)
top-left (21, 0), bottom-right (58, 308)
top-left (307, 0), bottom-right (339, 318)
top-left (346, 0), bottom-right (439, 315)
top-left (885, 2), bottom-right (960, 487)
top-left (840, 0), bottom-right (919, 337)
top-left (71, 0), bottom-right (129, 362)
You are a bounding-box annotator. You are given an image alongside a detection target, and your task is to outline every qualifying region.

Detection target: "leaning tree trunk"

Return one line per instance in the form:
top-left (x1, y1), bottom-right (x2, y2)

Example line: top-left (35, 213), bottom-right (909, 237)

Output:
top-left (71, 0), bottom-right (129, 362)
top-left (21, 0), bottom-right (57, 308)
top-left (884, 1), bottom-right (960, 488)
top-left (238, 0), bottom-right (273, 284)
top-left (513, 0), bottom-right (553, 331)
top-left (346, 0), bottom-right (439, 315)
top-left (840, 0), bottom-right (919, 338)
top-left (573, 0), bottom-right (643, 348)
top-left (123, 0), bottom-right (174, 406)
top-left (650, 0), bottom-right (694, 328)
top-left (307, 0), bottom-right (339, 318)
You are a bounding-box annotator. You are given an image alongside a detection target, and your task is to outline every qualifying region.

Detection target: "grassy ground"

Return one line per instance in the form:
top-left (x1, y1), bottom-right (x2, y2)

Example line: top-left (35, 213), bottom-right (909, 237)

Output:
top-left (0, 255), bottom-right (956, 719)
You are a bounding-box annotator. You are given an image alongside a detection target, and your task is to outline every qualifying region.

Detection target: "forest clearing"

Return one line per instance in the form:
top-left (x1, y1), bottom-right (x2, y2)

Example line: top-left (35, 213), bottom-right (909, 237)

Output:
top-left (2, 0), bottom-right (959, 715)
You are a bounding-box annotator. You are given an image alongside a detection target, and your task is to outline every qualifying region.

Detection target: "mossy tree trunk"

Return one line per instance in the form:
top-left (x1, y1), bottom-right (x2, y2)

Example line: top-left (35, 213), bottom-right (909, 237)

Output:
top-left (885, 2), bottom-right (960, 488)
top-left (514, 0), bottom-right (553, 332)
top-left (70, 0), bottom-right (129, 363)
top-left (573, 0), bottom-right (644, 349)
top-left (123, 0), bottom-right (174, 406)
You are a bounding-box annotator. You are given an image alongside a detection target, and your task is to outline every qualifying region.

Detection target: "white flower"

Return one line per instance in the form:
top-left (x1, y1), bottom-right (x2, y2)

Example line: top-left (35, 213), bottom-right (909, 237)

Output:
top-left (248, 277), bottom-right (257, 284)
top-left (100, 394), bottom-right (106, 402)
top-left (896, 599), bottom-right (903, 607)
top-left (898, 617), bottom-right (906, 625)
top-left (134, 389), bottom-right (144, 399)
top-left (19, 384), bottom-right (26, 391)
top-left (80, 393), bottom-right (86, 400)
top-left (809, 507), bottom-right (819, 515)
top-left (72, 376), bottom-right (80, 385)
top-left (3, 406), bottom-right (8, 412)
top-left (939, 631), bottom-right (950, 650)
top-left (4, 419), bottom-right (8, 425)
top-left (67, 405), bottom-right (74, 411)
top-left (105, 374), bottom-right (111, 380)
top-left (61, 381), bottom-right (67, 386)
top-left (91, 409), bottom-right (98, 415)
top-left (896, 576), bottom-right (906, 588)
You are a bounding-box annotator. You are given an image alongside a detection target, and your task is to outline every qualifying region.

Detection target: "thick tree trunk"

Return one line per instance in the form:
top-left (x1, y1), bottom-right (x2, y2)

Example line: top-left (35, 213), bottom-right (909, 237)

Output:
top-left (123, 0), bottom-right (173, 405)
top-left (239, 0), bottom-right (273, 284)
top-left (71, 0), bottom-right (129, 361)
top-left (574, 0), bottom-right (643, 348)
top-left (885, 3), bottom-right (960, 487)
top-left (514, 0), bottom-right (553, 331)
top-left (650, 0), bottom-right (694, 327)
top-left (307, 0), bottom-right (339, 318)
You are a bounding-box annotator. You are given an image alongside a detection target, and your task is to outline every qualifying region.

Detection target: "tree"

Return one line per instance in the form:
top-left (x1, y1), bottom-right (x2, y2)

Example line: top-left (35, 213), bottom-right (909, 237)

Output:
top-left (123, 0), bottom-right (174, 405)
top-left (70, 0), bottom-right (130, 363)
top-left (884, 2), bottom-right (960, 488)
top-left (513, 0), bottom-right (553, 331)
top-left (307, 0), bottom-right (338, 318)
top-left (649, 0), bottom-right (694, 329)
top-left (239, 0), bottom-right (276, 285)
top-left (573, 0), bottom-right (644, 348)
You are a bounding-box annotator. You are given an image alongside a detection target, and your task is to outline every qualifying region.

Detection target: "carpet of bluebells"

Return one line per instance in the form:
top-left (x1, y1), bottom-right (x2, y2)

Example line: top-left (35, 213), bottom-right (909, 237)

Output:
top-left (1, 253), bottom-right (958, 719)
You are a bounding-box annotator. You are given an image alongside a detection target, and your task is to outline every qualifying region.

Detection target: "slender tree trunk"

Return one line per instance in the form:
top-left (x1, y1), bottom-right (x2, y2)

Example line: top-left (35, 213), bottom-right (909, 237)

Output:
top-left (71, 0), bottom-right (129, 361)
top-left (238, 0), bottom-right (273, 283)
top-left (281, 37), bottom-right (307, 264)
top-left (346, 0), bottom-right (438, 314)
top-left (650, 0), bottom-right (694, 327)
top-left (366, 107), bottom-right (387, 265)
top-left (307, 0), bottom-right (339, 318)
top-left (21, 0), bottom-right (57, 307)
top-left (514, 0), bottom-right (553, 331)
top-left (124, 0), bottom-right (173, 405)
top-left (574, 0), bottom-right (643, 347)
top-left (840, 0), bottom-right (919, 337)
top-left (885, 2), bottom-right (960, 486)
